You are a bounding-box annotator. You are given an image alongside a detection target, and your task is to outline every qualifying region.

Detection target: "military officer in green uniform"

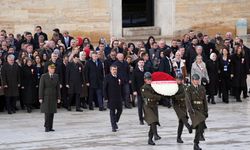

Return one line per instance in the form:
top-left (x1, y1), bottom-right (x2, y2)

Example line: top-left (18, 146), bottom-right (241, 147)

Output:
top-left (141, 72), bottom-right (162, 145)
top-left (39, 64), bottom-right (61, 132)
top-left (172, 73), bottom-right (192, 144)
top-left (186, 74), bottom-right (208, 150)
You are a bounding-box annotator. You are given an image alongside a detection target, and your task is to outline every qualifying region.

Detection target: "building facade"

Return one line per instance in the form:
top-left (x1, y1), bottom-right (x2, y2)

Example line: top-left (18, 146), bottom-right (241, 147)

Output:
top-left (0, 0), bottom-right (249, 42)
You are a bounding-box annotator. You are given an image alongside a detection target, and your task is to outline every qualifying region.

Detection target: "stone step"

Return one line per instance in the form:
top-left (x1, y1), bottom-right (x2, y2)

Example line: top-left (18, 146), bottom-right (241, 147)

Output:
top-left (123, 26), bottom-right (161, 37)
top-left (122, 35), bottom-right (172, 44)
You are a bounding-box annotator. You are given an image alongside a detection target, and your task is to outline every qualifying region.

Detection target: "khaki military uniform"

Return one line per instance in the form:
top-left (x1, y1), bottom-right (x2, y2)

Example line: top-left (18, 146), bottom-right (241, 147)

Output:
top-left (141, 83), bottom-right (161, 125)
top-left (172, 84), bottom-right (188, 122)
top-left (186, 85), bottom-right (208, 128)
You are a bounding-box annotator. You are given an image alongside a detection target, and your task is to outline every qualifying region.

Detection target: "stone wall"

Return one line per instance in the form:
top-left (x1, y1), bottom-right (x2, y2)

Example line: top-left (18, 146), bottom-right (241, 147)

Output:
top-left (175, 0), bottom-right (250, 37)
top-left (0, 0), bottom-right (249, 41)
top-left (0, 0), bottom-right (111, 43)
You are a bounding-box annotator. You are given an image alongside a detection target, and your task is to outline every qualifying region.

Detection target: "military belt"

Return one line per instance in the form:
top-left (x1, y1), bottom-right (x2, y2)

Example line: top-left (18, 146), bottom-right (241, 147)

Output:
top-left (193, 101), bottom-right (202, 104)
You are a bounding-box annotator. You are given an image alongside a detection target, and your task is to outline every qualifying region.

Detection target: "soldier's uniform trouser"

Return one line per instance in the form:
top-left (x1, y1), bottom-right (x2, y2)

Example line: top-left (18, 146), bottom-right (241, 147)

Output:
top-left (44, 113), bottom-right (54, 129)
top-left (148, 122), bottom-right (158, 139)
top-left (177, 118), bottom-right (189, 138)
top-left (137, 95), bottom-right (144, 122)
top-left (194, 121), bottom-right (205, 144)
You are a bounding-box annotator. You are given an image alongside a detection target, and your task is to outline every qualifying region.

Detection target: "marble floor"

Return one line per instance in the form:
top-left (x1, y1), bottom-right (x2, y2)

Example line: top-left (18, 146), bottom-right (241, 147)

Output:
top-left (0, 96), bottom-right (250, 150)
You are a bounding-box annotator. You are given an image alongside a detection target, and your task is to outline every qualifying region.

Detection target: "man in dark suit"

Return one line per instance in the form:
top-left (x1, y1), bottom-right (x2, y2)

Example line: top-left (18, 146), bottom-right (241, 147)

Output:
top-left (19, 32), bottom-right (35, 48)
top-left (104, 65), bottom-right (123, 132)
top-left (85, 52), bottom-right (105, 111)
top-left (131, 58), bottom-right (145, 125)
top-left (104, 49), bottom-right (117, 75)
top-left (159, 49), bottom-right (174, 76)
top-left (1, 54), bottom-right (21, 114)
top-left (113, 53), bottom-right (132, 108)
top-left (66, 54), bottom-right (84, 112)
top-left (34, 26), bottom-right (48, 49)
top-left (39, 64), bottom-right (61, 132)
top-left (62, 31), bottom-right (73, 49)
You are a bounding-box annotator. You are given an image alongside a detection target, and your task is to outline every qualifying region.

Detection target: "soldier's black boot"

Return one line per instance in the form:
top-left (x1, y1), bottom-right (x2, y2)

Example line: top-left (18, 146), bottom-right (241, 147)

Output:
top-left (211, 96), bottom-right (216, 104)
top-left (148, 127), bottom-right (155, 145)
top-left (177, 120), bottom-right (184, 143)
top-left (151, 123), bottom-right (161, 141)
top-left (199, 133), bottom-right (205, 141)
top-left (187, 124), bottom-right (193, 134)
top-left (194, 143), bottom-right (202, 150)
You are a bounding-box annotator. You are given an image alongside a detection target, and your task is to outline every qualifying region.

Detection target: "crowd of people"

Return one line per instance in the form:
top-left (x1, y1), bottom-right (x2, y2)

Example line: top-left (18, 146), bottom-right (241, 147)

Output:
top-left (0, 26), bottom-right (249, 117)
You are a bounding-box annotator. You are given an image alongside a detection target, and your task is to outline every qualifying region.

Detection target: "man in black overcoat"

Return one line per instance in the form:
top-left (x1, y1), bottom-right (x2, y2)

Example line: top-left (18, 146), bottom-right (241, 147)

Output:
top-left (1, 54), bottom-right (21, 114)
top-left (66, 54), bottom-right (84, 112)
top-left (131, 58), bottom-right (145, 125)
top-left (85, 52), bottom-right (105, 111)
top-left (103, 65), bottom-right (123, 132)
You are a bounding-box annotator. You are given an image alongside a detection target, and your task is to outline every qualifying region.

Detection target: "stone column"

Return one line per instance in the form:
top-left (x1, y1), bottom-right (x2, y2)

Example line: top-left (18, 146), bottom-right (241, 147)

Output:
top-left (154, 0), bottom-right (175, 37)
top-left (109, 0), bottom-right (122, 38)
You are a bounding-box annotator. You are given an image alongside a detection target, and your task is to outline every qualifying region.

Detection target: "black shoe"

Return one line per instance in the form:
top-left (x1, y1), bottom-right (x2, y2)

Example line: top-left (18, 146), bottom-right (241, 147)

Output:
top-left (194, 143), bottom-right (202, 150)
top-left (199, 134), bottom-right (205, 141)
top-left (223, 100), bottom-right (229, 104)
top-left (154, 135), bottom-right (161, 141)
top-left (125, 105), bottom-right (132, 109)
top-left (99, 107), bottom-right (106, 111)
top-left (211, 100), bottom-right (216, 104)
top-left (45, 128), bottom-right (50, 132)
top-left (27, 107), bottom-right (32, 113)
top-left (188, 126), bottom-right (193, 134)
top-left (177, 137), bottom-right (184, 143)
top-left (8, 111), bottom-right (12, 114)
top-left (89, 106), bottom-right (94, 110)
top-left (50, 129), bottom-right (55, 132)
top-left (114, 124), bottom-right (118, 130)
top-left (112, 128), bottom-right (117, 132)
top-left (82, 104), bottom-right (88, 109)
top-left (67, 107), bottom-right (72, 111)
top-left (236, 99), bottom-right (242, 102)
top-left (76, 109), bottom-right (83, 112)
top-left (243, 95), bottom-right (249, 98)
top-left (148, 139), bottom-right (155, 145)
top-left (140, 121), bottom-right (144, 125)
top-left (12, 110), bottom-right (16, 113)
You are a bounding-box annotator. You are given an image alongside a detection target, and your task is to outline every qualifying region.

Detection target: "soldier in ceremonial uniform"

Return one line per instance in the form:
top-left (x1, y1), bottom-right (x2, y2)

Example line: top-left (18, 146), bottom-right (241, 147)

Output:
top-left (186, 74), bottom-right (208, 150)
top-left (172, 73), bottom-right (192, 144)
top-left (39, 64), bottom-right (61, 132)
top-left (141, 72), bottom-right (162, 145)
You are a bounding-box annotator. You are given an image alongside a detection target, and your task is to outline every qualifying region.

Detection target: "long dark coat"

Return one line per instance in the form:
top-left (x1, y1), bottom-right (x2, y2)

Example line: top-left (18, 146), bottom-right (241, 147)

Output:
top-left (66, 62), bottom-right (84, 94)
top-left (231, 53), bottom-right (249, 88)
top-left (1, 63), bottom-right (21, 97)
top-left (158, 57), bottom-right (173, 75)
top-left (103, 74), bottom-right (123, 110)
top-left (172, 84), bottom-right (188, 122)
top-left (80, 61), bottom-right (88, 98)
top-left (206, 59), bottom-right (219, 96)
top-left (131, 67), bottom-right (145, 95)
top-left (186, 85), bottom-right (208, 128)
top-left (21, 65), bottom-right (38, 104)
top-left (141, 84), bottom-right (161, 125)
top-left (39, 73), bottom-right (61, 113)
top-left (218, 56), bottom-right (231, 93)
top-left (85, 59), bottom-right (104, 89)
